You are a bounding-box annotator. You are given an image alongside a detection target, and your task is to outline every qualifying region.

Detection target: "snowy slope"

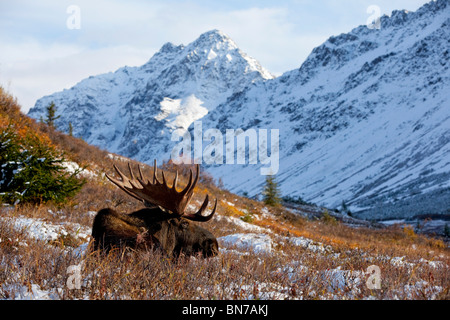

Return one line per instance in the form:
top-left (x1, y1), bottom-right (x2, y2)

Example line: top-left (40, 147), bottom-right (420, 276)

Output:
top-left (28, 1), bottom-right (450, 220)
top-left (191, 0), bottom-right (450, 219)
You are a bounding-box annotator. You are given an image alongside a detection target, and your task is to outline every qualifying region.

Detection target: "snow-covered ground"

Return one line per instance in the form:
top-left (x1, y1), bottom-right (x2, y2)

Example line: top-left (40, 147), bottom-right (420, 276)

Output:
top-left (1, 215), bottom-right (90, 243)
top-left (0, 201), bottom-right (447, 300)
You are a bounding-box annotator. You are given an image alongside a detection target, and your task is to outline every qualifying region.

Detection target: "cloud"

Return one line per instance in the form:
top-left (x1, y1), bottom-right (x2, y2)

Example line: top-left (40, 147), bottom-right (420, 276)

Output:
top-left (0, 42), bottom-right (156, 112)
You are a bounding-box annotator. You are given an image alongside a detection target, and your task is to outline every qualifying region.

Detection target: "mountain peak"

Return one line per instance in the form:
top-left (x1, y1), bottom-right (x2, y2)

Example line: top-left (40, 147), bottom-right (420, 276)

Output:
top-left (159, 42), bottom-right (184, 53)
top-left (189, 29), bottom-right (238, 51)
top-left (28, 28), bottom-right (273, 160)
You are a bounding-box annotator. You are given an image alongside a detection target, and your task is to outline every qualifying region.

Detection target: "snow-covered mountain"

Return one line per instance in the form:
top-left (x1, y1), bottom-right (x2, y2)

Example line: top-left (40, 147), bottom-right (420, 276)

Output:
top-left (198, 0), bottom-right (450, 220)
top-left (28, 29), bottom-right (273, 161)
top-left (28, 0), bottom-right (450, 220)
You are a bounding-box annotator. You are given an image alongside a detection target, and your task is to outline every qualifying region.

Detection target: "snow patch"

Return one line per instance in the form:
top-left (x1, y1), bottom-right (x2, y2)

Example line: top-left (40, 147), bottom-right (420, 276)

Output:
top-left (3, 216), bottom-right (91, 242)
top-left (207, 49), bottom-right (217, 60)
top-left (219, 233), bottom-right (273, 254)
top-left (3, 283), bottom-right (61, 300)
top-left (157, 95), bottom-right (208, 133)
top-left (215, 215), bottom-right (268, 233)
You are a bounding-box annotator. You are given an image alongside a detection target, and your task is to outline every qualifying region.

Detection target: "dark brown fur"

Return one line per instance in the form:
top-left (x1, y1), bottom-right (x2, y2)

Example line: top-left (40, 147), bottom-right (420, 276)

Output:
top-left (91, 207), bottom-right (219, 258)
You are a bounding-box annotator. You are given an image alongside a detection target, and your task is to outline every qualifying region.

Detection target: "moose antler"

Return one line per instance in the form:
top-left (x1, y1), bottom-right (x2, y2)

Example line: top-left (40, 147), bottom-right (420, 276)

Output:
top-left (105, 161), bottom-right (217, 222)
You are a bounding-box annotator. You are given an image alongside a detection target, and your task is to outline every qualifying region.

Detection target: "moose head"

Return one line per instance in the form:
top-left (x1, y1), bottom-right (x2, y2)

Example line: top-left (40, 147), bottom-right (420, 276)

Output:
top-left (91, 161), bottom-right (218, 258)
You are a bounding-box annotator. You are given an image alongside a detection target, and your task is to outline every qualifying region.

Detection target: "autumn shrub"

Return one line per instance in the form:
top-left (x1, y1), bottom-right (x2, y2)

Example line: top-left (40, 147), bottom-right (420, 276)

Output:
top-left (321, 209), bottom-right (338, 225)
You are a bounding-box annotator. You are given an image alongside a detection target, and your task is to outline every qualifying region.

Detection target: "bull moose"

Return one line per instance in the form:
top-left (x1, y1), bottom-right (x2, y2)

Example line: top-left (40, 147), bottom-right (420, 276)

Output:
top-left (91, 161), bottom-right (218, 258)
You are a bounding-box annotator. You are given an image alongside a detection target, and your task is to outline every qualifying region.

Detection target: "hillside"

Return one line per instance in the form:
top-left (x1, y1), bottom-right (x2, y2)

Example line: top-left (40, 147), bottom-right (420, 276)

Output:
top-left (2, 88), bottom-right (449, 300)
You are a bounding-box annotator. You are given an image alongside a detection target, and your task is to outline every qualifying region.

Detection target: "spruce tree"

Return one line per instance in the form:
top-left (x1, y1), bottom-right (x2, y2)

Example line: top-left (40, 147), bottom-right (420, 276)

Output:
top-left (45, 101), bottom-right (60, 129)
top-left (68, 122), bottom-right (73, 136)
top-left (0, 124), bottom-right (85, 205)
top-left (263, 174), bottom-right (281, 206)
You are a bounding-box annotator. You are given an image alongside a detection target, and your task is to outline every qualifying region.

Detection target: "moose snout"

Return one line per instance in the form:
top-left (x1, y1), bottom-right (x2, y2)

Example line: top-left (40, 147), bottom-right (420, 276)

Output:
top-left (202, 238), bottom-right (219, 258)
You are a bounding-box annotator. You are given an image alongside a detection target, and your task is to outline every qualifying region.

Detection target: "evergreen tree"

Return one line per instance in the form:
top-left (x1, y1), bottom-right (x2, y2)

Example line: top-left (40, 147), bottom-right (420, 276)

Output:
top-left (341, 200), bottom-right (348, 212)
top-left (0, 124), bottom-right (85, 205)
top-left (340, 200), bottom-right (351, 216)
top-left (68, 122), bottom-right (73, 136)
top-left (262, 174), bottom-right (281, 206)
top-left (45, 101), bottom-right (60, 129)
top-left (444, 224), bottom-right (450, 238)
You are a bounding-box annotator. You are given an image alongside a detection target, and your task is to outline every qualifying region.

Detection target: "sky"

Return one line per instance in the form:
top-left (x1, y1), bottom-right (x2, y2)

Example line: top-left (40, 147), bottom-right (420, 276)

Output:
top-left (0, 0), bottom-right (431, 113)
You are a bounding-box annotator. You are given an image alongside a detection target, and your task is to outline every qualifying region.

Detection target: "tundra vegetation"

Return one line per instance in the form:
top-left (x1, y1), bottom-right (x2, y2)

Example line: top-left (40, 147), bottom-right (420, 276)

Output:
top-left (0, 88), bottom-right (448, 300)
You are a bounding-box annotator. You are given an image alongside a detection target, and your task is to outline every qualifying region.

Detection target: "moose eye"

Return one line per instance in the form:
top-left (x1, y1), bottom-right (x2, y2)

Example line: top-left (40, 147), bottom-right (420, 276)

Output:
top-left (181, 221), bottom-right (189, 229)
